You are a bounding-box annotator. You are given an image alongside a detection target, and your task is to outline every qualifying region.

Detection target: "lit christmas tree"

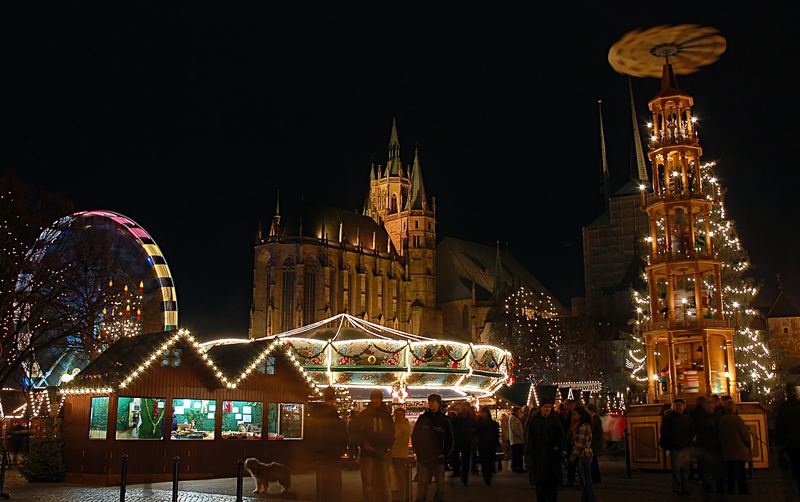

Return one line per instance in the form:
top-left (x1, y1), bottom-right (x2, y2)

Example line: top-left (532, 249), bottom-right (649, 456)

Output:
top-left (493, 285), bottom-right (562, 383)
top-left (628, 162), bottom-right (777, 401)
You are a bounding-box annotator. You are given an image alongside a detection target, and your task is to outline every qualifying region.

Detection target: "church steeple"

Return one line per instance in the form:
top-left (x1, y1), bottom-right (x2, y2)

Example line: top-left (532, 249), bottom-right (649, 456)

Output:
top-left (598, 100), bottom-right (611, 218)
top-left (405, 146), bottom-right (428, 210)
top-left (268, 189), bottom-right (281, 238)
top-left (386, 117), bottom-right (402, 176)
top-left (629, 77), bottom-right (649, 182)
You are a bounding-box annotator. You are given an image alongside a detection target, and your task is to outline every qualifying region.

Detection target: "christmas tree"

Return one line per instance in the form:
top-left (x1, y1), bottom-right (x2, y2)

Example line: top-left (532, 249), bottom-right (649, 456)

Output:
top-left (491, 285), bottom-right (563, 383)
top-left (627, 162), bottom-right (777, 401)
top-left (18, 419), bottom-right (66, 482)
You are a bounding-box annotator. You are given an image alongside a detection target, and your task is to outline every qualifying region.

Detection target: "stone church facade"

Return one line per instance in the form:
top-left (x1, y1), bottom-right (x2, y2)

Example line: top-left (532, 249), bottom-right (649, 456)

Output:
top-left (249, 119), bottom-right (563, 340)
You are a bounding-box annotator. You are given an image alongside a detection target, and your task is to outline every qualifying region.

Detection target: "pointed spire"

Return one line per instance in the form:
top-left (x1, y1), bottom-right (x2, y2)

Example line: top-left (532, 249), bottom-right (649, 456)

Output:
top-left (492, 241), bottom-right (505, 298)
top-left (370, 162), bottom-right (376, 181)
top-left (405, 146), bottom-right (428, 210)
top-left (389, 117), bottom-right (399, 152)
top-left (598, 100), bottom-right (609, 176)
top-left (255, 219), bottom-right (263, 243)
top-left (598, 100), bottom-right (610, 218)
top-left (387, 117), bottom-right (402, 176)
top-left (629, 77), bottom-right (649, 182)
top-left (659, 59), bottom-right (679, 94)
top-left (268, 189), bottom-right (281, 238)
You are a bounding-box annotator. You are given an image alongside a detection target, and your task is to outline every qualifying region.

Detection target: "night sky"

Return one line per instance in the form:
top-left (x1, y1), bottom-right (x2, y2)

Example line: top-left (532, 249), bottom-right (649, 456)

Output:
top-left (8, 3), bottom-right (800, 338)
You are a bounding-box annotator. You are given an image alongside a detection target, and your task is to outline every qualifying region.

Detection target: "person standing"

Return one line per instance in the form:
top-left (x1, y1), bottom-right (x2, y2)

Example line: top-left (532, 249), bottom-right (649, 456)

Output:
top-left (509, 407), bottom-right (526, 473)
top-left (475, 407), bottom-right (500, 486)
top-left (390, 407), bottom-right (412, 502)
top-left (776, 383), bottom-right (800, 495)
top-left (346, 409), bottom-right (360, 468)
top-left (307, 387), bottom-right (348, 502)
top-left (587, 404), bottom-right (603, 484)
top-left (562, 400), bottom-right (578, 488)
top-left (525, 398), bottom-right (564, 502)
top-left (718, 397), bottom-right (751, 495)
top-left (570, 406), bottom-right (597, 502)
top-left (353, 389), bottom-right (395, 502)
top-left (500, 413), bottom-right (511, 471)
top-left (452, 406), bottom-right (477, 486)
top-left (412, 394), bottom-right (454, 502)
top-left (660, 399), bottom-right (694, 496)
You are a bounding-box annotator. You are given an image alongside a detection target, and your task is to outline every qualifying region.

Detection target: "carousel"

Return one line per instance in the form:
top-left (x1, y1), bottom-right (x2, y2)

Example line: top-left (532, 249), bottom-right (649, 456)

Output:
top-left (202, 313), bottom-right (512, 405)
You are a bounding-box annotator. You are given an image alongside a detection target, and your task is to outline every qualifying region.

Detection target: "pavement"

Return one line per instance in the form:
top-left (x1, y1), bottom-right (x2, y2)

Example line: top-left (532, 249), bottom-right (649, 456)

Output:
top-left (4, 457), bottom-right (798, 501)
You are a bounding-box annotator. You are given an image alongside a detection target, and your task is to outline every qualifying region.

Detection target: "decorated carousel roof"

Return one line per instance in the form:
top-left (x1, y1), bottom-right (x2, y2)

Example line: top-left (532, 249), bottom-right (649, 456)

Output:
top-left (202, 314), bottom-right (512, 401)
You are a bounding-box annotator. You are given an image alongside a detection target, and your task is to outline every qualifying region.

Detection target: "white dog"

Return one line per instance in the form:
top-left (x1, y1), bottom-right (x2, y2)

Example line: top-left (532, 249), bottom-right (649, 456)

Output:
top-left (243, 457), bottom-right (292, 494)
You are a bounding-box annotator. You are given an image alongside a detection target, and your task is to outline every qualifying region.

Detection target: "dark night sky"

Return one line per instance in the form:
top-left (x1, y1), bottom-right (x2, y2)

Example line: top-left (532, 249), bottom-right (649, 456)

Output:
top-left (7, 3), bottom-right (800, 338)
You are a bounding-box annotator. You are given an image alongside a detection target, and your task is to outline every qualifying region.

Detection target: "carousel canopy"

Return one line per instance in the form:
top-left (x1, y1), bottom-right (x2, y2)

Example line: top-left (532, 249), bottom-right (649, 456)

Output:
top-left (202, 314), bottom-right (512, 401)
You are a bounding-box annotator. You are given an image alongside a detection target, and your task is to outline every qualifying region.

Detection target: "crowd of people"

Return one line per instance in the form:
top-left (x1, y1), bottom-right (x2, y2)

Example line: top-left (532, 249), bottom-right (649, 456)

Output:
top-left (307, 386), bottom-right (604, 502)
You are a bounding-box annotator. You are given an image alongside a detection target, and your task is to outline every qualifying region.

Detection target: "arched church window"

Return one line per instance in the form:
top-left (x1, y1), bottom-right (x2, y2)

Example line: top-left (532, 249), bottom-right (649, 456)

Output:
top-left (391, 194), bottom-right (398, 213)
top-left (303, 267), bottom-right (316, 325)
top-left (281, 260), bottom-right (295, 331)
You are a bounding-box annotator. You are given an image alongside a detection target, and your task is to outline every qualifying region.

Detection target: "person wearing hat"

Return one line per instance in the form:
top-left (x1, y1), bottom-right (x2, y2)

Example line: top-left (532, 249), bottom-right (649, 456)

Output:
top-left (307, 387), bottom-right (348, 502)
top-left (352, 389), bottom-right (395, 502)
top-left (412, 393), bottom-right (454, 501)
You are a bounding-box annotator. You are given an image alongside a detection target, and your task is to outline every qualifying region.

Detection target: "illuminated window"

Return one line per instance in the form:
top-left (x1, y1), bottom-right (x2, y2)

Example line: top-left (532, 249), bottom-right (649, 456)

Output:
top-left (222, 401), bottom-right (263, 439)
top-left (258, 357), bottom-right (276, 375)
top-left (279, 403), bottom-right (304, 440)
top-left (303, 269), bottom-right (316, 325)
top-left (161, 348), bottom-right (182, 368)
top-left (281, 265), bottom-right (295, 331)
top-left (116, 397), bottom-right (166, 440)
top-left (171, 399), bottom-right (216, 440)
top-left (89, 396), bottom-right (108, 439)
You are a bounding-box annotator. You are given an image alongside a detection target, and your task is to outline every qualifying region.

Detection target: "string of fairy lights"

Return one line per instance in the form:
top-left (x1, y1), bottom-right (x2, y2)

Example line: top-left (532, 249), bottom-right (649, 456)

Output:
top-left (501, 285), bottom-right (561, 384)
top-left (627, 162), bottom-right (777, 399)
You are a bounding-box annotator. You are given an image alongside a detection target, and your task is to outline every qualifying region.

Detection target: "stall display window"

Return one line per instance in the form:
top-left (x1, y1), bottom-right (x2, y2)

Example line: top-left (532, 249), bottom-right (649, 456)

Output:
top-left (116, 397), bottom-right (166, 440)
top-left (278, 403), bottom-right (304, 440)
top-left (171, 399), bottom-right (216, 440)
top-left (266, 403), bottom-right (279, 439)
top-left (89, 396), bottom-right (109, 439)
top-left (222, 401), bottom-right (263, 439)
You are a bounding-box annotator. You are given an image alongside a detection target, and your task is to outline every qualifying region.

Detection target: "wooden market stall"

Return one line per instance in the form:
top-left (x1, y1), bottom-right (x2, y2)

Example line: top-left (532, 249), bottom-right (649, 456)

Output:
top-left (61, 330), bottom-right (318, 485)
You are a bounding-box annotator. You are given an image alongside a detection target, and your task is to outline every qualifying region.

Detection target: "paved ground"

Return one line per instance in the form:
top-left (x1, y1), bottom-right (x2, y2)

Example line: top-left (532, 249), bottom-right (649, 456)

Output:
top-left (4, 457), bottom-right (798, 501)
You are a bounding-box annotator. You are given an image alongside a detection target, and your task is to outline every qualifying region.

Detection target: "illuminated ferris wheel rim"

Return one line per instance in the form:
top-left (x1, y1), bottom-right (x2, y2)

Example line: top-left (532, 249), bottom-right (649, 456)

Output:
top-left (201, 313), bottom-right (512, 401)
top-left (19, 210), bottom-right (178, 331)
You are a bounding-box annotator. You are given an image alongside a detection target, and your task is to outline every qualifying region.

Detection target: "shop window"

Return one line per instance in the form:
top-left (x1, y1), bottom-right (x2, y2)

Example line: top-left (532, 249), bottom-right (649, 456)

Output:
top-left (258, 356), bottom-right (276, 375)
top-left (278, 403), bottom-right (304, 440)
top-left (222, 401), bottom-right (263, 439)
top-left (116, 397), bottom-right (166, 440)
top-left (171, 399), bottom-right (216, 440)
top-left (89, 396), bottom-right (109, 439)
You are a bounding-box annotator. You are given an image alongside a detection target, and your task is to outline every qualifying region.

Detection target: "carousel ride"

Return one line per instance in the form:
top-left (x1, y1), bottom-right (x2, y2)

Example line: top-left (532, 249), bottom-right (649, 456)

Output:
top-left (202, 314), bottom-right (512, 404)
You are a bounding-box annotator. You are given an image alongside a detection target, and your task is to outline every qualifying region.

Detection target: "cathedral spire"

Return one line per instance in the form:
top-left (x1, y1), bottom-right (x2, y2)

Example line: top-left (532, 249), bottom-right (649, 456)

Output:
top-left (268, 189), bottom-right (281, 238)
top-left (387, 116), bottom-right (402, 176)
top-left (405, 146), bottom-right (428, 210)
top-left (492, 241), bottom-right (505, 298)
top-left (629, 77), bottom-right (649, 182)
top-left (598, 100), bottom-right (610, 217)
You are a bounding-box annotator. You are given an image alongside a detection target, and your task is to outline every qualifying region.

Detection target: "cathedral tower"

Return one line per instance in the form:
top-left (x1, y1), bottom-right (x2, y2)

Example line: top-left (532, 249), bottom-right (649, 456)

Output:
top-left (366, 119), bottom-right (438, 329)
top-left (641, 61), bottom-right (737, 402)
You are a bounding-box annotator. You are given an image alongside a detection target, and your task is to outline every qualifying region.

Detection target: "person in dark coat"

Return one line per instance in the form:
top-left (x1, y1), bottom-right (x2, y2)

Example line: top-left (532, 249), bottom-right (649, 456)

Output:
top-left (587, 404), bottom-right (603, 483)
top-left (660, 399), bottom-right (694, 495)
top-left (776, 383), bottom-right (800, 494)
top-left (475, 406), bottom-right (500, 486)
top-left (718, 397), bottom-right (751, 495)
top-left (689, 396), bottom-right (709, 482)
top-left (451, 405), bottom-right (477, 486)
top-left (353, 389), bottom-right (395, 502)
top-left (693, 398), bottom-right (724, 494)
top-left (307, 387), bottom-right (348, 502)
top-left (525, 398), bottom-right (564, 502)
top-left (412, 394), bottom-right (454, 502)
